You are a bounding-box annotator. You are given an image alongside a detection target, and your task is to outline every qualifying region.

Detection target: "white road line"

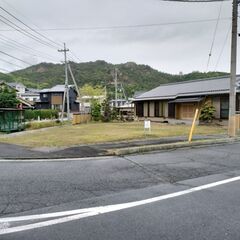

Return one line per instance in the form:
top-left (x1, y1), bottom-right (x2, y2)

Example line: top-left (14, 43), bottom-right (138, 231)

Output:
top-left (0, 156), bottom-right (114, 163)
top-left (0, 176), bottom-right (240, 235)
top-left (0, 208), bottom-right (100, 223)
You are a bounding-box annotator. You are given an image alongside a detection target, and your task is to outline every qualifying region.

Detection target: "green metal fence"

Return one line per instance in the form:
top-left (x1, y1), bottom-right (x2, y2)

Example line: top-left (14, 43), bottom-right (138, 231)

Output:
top-left (0, 108), bottom-right (25, 133)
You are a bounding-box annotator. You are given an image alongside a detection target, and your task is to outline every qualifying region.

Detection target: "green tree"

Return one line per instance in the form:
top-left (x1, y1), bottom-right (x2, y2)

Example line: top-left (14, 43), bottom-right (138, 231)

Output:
top-left (199, 103), bottom-right (216, 122)
top-left (80, 84), bottom-right (105, 97)
top-left (90, 99), bottom-right (101, 121)
top-left (0, 88), bottom-right (19, 108)
top-left (101, 98), bottom-right (112, 122)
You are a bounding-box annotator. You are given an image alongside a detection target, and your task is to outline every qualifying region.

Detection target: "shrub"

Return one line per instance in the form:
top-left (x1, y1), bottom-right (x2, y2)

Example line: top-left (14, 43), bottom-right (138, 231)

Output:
top-left (199, 103), bottom-right (216, 122)
top-left (24, 109), bottom-right (59, 121)
top-left (90, 100), bottom-right (101, 121)
top-left (0, 87), bottom-right (19, 108)
top-left (25, 120), bottom-right (63, 130)
top-left (101, 99), bottom-right (112, 122)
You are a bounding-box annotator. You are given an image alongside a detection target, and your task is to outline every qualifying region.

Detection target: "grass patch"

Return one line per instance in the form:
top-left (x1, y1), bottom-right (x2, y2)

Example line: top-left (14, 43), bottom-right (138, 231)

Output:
top-left (24, 120), bottom-right (64, 130)
top-left (0, 122), bottom-right (227, 148)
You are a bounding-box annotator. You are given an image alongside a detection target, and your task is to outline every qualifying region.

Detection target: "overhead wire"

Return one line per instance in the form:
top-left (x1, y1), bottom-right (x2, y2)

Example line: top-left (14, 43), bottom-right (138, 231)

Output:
top-left (214, 23), bottom-right (231, 70)
top-left (0, 5), bottom-right (68, 67)
top-left (0, 67), bottom-right (11, 73)
top-left (0, 2), bottom-right (231, 69)
top-left (69, 50), bottom-right (82, 62)
top-left (0, 2), bottom-right (82, 63)
top-left (0, 5), bottom-right (62, 49)
top-left (0, 57), bottom-right (23, 69)
top-left (206, 1), bottom-right (223, 71)
top-left (0, 17), bottom-right (231, 32)
top-left (0, 33), bottom-right (59, 62)
top-left (0, 1), bottom-right (74, 63)
top-left (0, 14), bottom-right (59, 49)
top-left (0, 50), bottom-right (32, 66)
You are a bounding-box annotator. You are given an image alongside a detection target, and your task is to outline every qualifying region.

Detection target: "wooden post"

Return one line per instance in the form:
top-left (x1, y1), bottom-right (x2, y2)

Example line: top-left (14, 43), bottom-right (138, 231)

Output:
top-left (188, 108), bottom-right (199, 143)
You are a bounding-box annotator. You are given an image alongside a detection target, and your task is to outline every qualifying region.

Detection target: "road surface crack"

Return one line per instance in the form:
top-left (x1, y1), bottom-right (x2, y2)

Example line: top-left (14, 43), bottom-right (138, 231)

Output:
top-left (121, 156), bottom-right (167, 182)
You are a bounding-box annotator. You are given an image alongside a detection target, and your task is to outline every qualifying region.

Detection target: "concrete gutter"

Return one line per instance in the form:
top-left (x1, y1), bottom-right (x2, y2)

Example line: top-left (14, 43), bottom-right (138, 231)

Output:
top-left (108, 137), bottom-right (240, 156)
top-left (0, 136), bottom-right (239, 161)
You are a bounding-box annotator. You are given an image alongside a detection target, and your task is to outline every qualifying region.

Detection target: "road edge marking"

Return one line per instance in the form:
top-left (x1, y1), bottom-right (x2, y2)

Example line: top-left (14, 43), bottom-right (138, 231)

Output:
top-left (1, 176), bottom-right (240, 235)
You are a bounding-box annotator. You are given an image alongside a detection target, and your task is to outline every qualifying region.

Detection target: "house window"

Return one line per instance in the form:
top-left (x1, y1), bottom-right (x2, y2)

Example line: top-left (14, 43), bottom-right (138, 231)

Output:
top-left (52, 104), bottom-right (62, 111)
top-left (148, 102), bottom-right (150, 117)
top-left (154, 101), bottom-right (160, 117)
top-left (220, 97), bottom-right (229, 119)
top-left (43, 94), bottom-right (48, 98)
top-left (168, 103), bottom-right (175, 118)
top-left (136, 102), bottom-right (144, 117)
top-left (237, 95), bottom-right (240, 112)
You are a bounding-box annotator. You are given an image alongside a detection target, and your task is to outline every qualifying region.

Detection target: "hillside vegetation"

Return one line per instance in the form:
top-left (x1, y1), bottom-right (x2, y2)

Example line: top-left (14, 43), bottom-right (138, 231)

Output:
top-left (0, 60), bottom-right (227, 97)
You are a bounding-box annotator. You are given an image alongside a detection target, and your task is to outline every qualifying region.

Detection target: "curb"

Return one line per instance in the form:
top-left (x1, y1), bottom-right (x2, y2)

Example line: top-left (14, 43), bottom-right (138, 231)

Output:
top-left (0, 137), bottom-right (239, 161)
top-left (0, 155), bottom-right (114, 162)
top-left (108, 137), bottom-right (240, 156)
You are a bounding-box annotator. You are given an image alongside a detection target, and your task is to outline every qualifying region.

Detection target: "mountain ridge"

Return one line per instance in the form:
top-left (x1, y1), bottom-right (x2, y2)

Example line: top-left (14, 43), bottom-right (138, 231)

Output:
top-left (0, 60), bottom-right (228, 97)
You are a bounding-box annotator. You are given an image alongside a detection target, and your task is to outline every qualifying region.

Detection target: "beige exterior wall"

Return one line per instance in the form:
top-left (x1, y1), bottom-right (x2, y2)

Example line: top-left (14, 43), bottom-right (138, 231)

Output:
top-left (149, 102), bottom-right (155, 117)
top-left (143, 102), bottom-right (148, 117)
top-left (163, 101), bottom-right (168, 118)
top-left (212, 96), bottom-right (221, 119)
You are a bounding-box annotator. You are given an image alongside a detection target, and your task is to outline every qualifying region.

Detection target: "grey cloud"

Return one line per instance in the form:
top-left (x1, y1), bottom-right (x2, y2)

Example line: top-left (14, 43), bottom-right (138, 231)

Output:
top-left (0, 0), bottom-right (234, 74)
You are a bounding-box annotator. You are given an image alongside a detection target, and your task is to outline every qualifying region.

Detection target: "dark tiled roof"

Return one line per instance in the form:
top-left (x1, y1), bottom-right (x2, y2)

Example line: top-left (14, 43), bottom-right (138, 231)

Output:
top-left (134, 75), bottom-right (240, 101)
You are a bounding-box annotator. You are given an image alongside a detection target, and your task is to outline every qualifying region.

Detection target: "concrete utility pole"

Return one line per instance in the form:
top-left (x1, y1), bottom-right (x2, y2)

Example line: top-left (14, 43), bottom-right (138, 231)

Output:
top-left (68, 63), bottom-right (82, 112)
top-left (58, 43), bottom-right (70, 121)
top-left (228, 0), bottom-right (238, 137)
top-left (114, 68), bottom-right (118, 107)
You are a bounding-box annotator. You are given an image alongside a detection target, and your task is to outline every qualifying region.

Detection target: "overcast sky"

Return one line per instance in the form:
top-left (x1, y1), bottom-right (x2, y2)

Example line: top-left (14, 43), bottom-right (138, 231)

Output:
top-left (0, 0), bottom-right (235, 74)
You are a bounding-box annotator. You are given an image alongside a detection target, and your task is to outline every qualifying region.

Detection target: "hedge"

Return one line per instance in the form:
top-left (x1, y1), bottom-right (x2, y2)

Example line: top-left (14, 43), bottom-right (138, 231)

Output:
top-left (24, 109), bottom-right (59, 121)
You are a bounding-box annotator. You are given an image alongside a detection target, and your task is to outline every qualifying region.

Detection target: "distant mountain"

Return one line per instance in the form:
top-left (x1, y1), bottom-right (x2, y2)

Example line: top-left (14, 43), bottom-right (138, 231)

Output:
top-left (0, 60), bottom-right (228, 97)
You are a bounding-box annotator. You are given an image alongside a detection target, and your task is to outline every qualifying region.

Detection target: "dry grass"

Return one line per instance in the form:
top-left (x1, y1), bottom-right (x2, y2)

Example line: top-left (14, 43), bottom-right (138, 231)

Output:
top-left (0, 122), bottom-right (227, 148)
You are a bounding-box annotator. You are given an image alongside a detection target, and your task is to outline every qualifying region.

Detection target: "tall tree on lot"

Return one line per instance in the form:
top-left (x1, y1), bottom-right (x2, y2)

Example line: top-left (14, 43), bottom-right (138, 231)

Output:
top-left (101, 98), bottom-right (112, 122)
top-left (0, 88), bottom-right (19, 108)
top-left (80, 84), bottom-right (105, 97)
top-left (199, 103), bottom-right (216, 122)
top-left (90, 99), bottom-right (101, 121)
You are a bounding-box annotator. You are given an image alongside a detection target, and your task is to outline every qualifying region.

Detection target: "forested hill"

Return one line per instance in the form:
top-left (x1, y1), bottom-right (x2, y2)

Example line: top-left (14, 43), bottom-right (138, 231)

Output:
top-left (0, 60), bottom-right (227, 97)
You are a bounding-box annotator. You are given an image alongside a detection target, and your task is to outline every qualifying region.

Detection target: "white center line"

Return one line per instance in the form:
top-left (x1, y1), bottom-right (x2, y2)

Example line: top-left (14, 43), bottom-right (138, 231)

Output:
top-left (0, 176), bottom-right (240, 235)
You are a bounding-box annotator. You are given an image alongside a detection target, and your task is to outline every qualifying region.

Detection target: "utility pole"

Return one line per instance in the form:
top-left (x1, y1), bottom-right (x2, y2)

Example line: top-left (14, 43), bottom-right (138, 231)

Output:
top-left (114, 68), bottom-right (118, 107)
top-left (58, 43), bottom-right (70, 121)
top-left (68, 63), bottom-right (82, 112)
top-left (228, 0), bottom-right (238, 137)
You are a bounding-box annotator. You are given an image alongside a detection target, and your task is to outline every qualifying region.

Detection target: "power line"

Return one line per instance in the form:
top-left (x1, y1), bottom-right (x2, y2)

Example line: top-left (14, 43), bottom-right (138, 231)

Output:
top-left (69, 50), bottom-right (82, 62)
top-left (165, 0), bottom-right (229, 2)
top-left (214, 23), bottom-right (231, 70)
top-left (0, 33), bottom-right (59, 62)
top-left (0, 50), bottom-right (32, 65)
top-left (0, 5), bottom-right (80, 63)
top-left (0, 2), bottom-right (80, 62)
top-left (0, 36), bottom-right (45, 60)
top-left (206, 1), bottom-right (223, 71)
top-left (0, 67), bottom-right (10, 73)
top-left (0, 5), bottom-right (62, 49)
top-left (0, 17), bottom-right (231, 32)
top-left (0, 57), bottom-right (23, 68)
top-left (0, 14), bottom-right (58, 50)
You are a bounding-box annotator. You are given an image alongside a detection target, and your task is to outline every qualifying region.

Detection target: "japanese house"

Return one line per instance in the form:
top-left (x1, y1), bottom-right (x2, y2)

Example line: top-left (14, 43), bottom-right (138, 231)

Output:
top-left (133, 75), bottom-right (240, 123)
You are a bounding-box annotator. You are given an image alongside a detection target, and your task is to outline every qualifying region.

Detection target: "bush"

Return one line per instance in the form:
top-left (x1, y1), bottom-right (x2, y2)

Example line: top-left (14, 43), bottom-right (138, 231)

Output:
top-left (101, 99), bottom-right (112, 122)
top-left (24, 109), bottom-right (59, 121)
top-left (25, 120), bottom-right (63, 130)
top-left (91, 100), bottom-right (101, 121)
top-left (199, 103), bottom-right (216, 122)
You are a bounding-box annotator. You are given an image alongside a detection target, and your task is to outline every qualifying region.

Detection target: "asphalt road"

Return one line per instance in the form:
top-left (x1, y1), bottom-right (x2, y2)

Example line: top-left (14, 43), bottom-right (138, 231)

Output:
top-left (0, 143), bottom-right (240, 239)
